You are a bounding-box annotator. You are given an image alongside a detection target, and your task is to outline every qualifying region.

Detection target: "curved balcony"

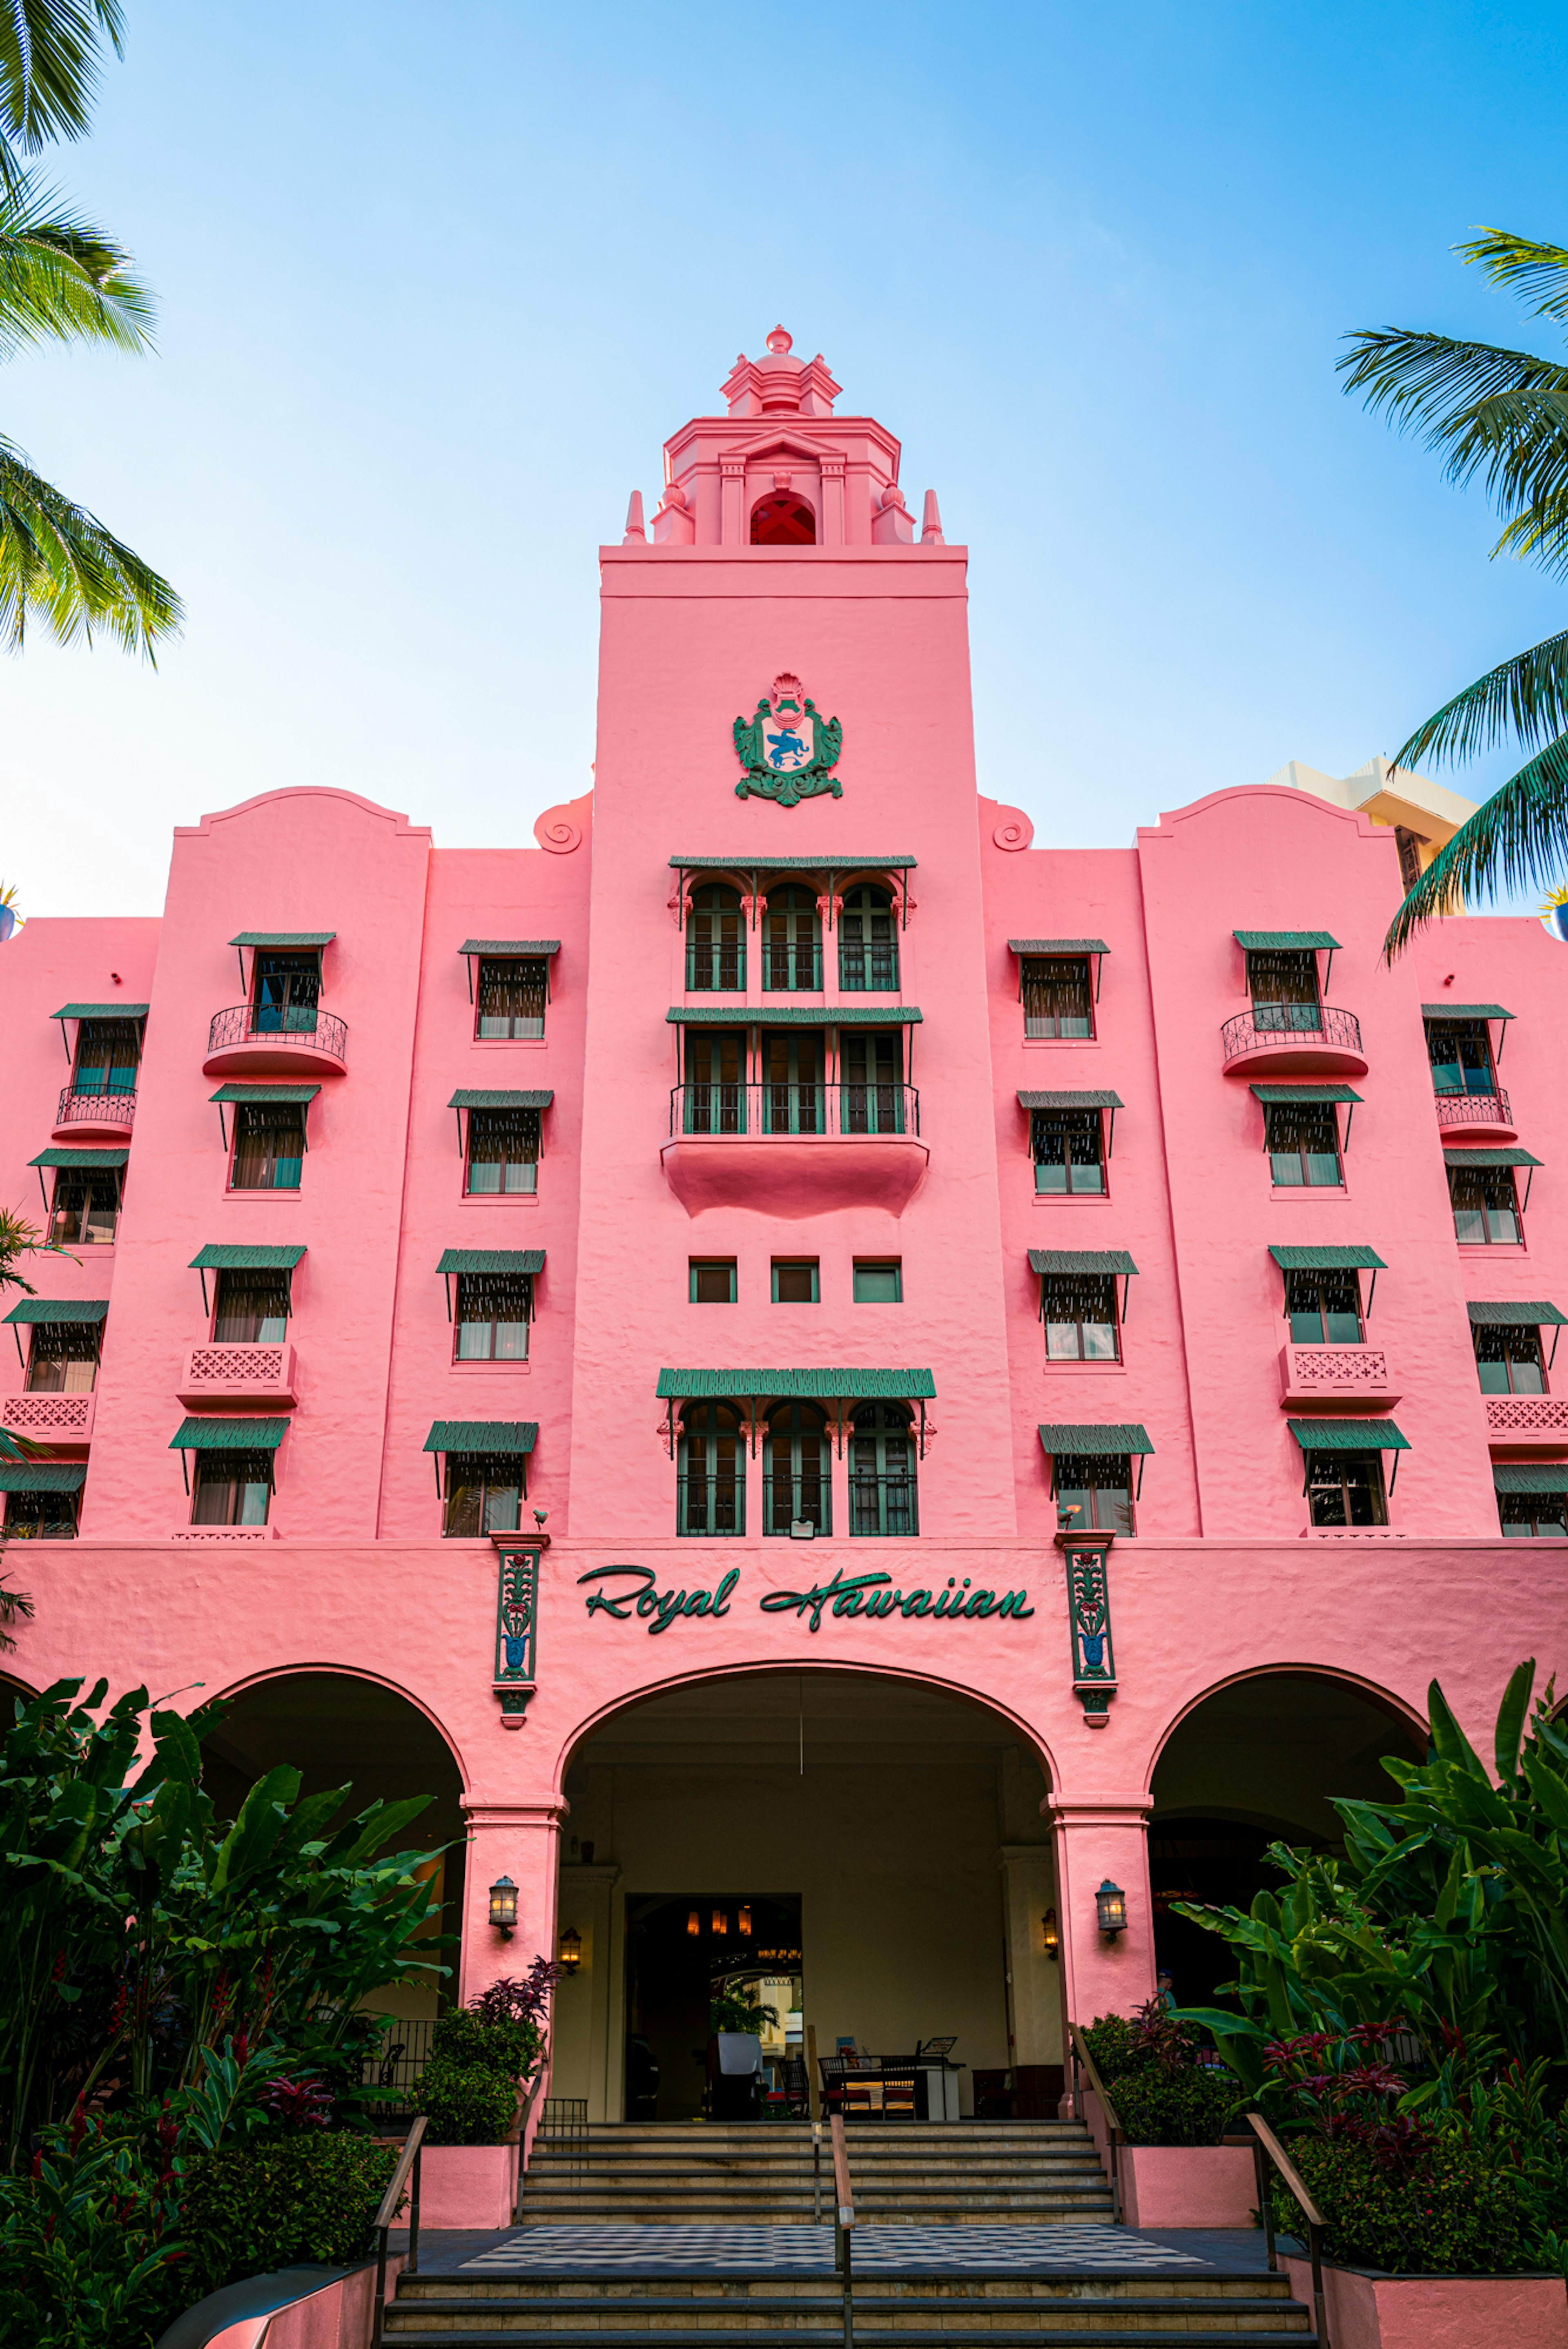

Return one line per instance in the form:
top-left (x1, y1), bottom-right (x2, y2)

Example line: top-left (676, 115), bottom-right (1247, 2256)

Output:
top-left (203, 1003), bottom-right (348, 1079)
top-left (53, 1086), bottom-right (135, 1140)
top-left (1221, 1004), bottom-right (1366, 1078)
top-left (1435, 1087), bottom-right (1516, 1142)
top-left (661, 1082), bottom-right (929, 1217)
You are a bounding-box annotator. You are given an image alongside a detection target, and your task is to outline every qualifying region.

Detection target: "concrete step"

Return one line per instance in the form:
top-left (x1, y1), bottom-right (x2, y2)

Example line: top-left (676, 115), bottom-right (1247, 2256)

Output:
top-left (395, 2278), bottom-right (1302, 2305)
top-left (386, 2326), bottom-right (1312, 2345)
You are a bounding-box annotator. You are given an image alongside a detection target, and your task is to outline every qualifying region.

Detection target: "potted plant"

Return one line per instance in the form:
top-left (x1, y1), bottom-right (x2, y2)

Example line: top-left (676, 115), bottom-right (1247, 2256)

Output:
top-left (1082, 2002), bottom-right (1254, 2226)
top-left (413, 1964), bottom-right (561, 2227)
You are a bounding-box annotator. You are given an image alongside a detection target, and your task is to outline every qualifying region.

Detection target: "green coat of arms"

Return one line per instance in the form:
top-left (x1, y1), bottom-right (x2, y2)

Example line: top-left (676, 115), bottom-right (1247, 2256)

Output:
top-left (733, 672), bottom-right (844, 805)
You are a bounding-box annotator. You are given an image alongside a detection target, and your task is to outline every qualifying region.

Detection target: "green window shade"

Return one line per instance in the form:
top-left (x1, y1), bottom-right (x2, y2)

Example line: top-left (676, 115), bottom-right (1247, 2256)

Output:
top-left (29, 1148), bottom-right (129, 1169)
top-left (437, 1249), bottom-right (545, 1275)
top-left (423, 1421), bottom-right (539, 1452)
top-left (1286, 1418), bottom-right (1409, 1450)
top-left (657, 1369), bottom-right (935, 1399)
top-left (170, 1418), bottom-right (289, 1450)
top-left (4, 1299), bottom-right (109, 1324)
top-left (1038, 1423), bottom-right (1154, 1453)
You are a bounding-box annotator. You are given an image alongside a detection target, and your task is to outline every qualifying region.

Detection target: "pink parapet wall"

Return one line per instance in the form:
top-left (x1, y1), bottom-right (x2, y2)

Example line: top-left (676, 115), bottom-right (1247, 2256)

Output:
top-left (1283, 2258), bottom-right (1568, 2349)
top-left (1120, 2143), bottom-right (1256, 2227)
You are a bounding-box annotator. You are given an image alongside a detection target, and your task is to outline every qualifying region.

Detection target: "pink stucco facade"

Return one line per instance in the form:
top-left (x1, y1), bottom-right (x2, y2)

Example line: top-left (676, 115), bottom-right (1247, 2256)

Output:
top-left (4, 329), bottom-right (1568, 2100)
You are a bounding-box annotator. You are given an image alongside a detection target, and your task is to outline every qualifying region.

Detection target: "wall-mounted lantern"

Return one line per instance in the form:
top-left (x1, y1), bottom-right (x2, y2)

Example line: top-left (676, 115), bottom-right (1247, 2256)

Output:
top-left (738, 1904), bottom-right (753, 1937)
top-left (712, 1906), bottom-right (727, 1935)
top-left (1095, 1879), bottom-right (1127, 1938)
top-left (687, 1908), bottom-right (700, 1936)
top-left (557, 1925), bottom-right (583, 1974)
top-left (1041, 1906), bottom-right (1060, 1959)
top-left (489, 1875), bottom-right (518, 1937)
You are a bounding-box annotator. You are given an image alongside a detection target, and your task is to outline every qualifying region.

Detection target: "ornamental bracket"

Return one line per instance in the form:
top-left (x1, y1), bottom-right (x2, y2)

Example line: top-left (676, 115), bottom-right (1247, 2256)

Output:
top-left (1056, 1521), bottom-right (1116, 1727)
top-left (492, 1533), bottom-right (547, 1730)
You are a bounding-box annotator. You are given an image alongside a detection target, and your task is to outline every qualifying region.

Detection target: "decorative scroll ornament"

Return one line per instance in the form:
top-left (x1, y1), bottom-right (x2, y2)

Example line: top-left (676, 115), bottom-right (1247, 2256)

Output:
top-left (493, 1541), bottom-right (543, 1726)
top-left (1058, 1522), bottom-right (1116, 1726)
top-left (733, 673), bottom-right (844, 806)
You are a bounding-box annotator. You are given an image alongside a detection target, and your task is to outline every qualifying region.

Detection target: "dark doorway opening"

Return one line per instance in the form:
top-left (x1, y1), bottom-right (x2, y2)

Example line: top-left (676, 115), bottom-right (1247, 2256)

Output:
top-left (751, 495), bottom-right (816, 545)
top-left (625, 1891), bottom-right (802, 2120)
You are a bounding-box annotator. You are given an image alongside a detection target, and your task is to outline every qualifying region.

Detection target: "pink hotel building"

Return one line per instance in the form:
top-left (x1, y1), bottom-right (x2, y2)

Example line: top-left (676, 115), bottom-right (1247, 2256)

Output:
top-left (3, 328), bottom-right (1567, 2120)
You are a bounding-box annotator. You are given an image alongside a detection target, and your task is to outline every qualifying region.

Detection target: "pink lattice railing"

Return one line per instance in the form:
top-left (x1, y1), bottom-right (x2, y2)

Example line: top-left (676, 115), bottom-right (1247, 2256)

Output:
top-left (1, 1392), bottom-right (95, 1434)
top-left (1484, 1395), bottom-right (1568, 1440)
top-left (177, 1342), bottom-right (295, 1403)
top-left (1281, 1344), bottom-right (1396, 1399)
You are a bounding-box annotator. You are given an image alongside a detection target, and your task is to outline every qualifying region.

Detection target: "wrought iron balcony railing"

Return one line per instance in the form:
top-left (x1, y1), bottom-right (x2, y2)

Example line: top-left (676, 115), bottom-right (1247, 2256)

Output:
top-left (676, 1474), bottom-right (746, 1536)
top-left (1434, 1085), bottom-right (1512, 1127)
top-left (670, 1081), bottom-right (920, 1138)
top-left (207, 1003), bottom-right (348, 1060)
top-left (1221, 1004), bottom-right (1363, 1062)
top-left (56, 1086), bottom-right (136, 1127)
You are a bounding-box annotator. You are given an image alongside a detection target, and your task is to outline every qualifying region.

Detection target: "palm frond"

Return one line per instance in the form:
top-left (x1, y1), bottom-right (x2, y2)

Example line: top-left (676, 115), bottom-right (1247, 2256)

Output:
top-left (1394, 630), bottom-right (1568, 767)
top-left (0, 175), bottom-right (151, 356)
top-left (0, 2), bottom-right (123, 186)
top-left (1384, 730), bottom-right (1568, 956)
top-left (0, 435), bottom-right (180, 655)
top-left (1457, 227), bottom-right (1568, 324)
top-left (1336, 329), bottom-right (1568, 473)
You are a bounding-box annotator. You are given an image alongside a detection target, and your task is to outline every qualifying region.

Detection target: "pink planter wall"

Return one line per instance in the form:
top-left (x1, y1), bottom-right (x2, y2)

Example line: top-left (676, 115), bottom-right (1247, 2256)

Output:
top-left (1120, 2143), bottom-right (1256, 2227)
top-left (1284, 2255), bottom-right (1568, 2349)
top-left (198, 2258), bottom-right (403, 2349)
top-left (415, 2142), bottom-right (519, 2230)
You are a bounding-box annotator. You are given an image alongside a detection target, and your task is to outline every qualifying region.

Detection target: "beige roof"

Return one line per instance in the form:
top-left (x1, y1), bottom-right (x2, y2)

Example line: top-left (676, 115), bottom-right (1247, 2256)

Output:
top-left (1264, 755), bottom-right (1477, 838)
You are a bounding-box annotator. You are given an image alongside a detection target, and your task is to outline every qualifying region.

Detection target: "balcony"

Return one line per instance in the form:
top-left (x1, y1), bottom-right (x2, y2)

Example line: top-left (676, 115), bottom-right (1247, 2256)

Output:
top-left (1435, 1087), bottom-right (1517, 1142)
top-left (176, 1342), bottom-right (297, 1408)
top-left (662, 1082), bottom-right (929, 1217)
top-left (1483, 1394), bottom-right (1568, 1445)
top-left (1, 1390), bottom-right (96, 1441)
top-left (1221, 1004), bottom-right (1366, 1078)
top-left (1278, 1343), bottom-right (1400, 1407)
top-left (203, 1004), bottom-right (348, 1079)
top-left (53, 1086), bottom-right (135, 1140)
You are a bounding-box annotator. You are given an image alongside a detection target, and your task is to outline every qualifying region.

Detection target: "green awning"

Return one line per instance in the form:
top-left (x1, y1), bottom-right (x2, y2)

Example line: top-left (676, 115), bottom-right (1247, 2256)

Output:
top-left (1287, 1418), bottom-right (1409, 1451)
top-left (1494, 1465), bottom-right (1568, 1494)
top-left (50, 1002), bottom-right (148, 1020)
top-left (4, 1299), bottom-right (108, 1324)
top-left (447, 1089), bottom-right (554, 1109)
top-left (1038, 1423), bottom-right (1154, 1454)
top-left (1250, 1084), bottom-right (1363, 1105)
top-left (1269, 1245), bottom-right (1387, 1271)
top-left (458, 939), bottom-right (560, 956)
top-left (1468, 1300), bottom-right (1568, 1325)
top-left (1018, 1090), bottom-right (1123, 1110)
top-left (436, 1249), bottom-right (545, 1275)
top-left (1029, 1250), bottom-right (1139, 1276)
top-left (1009, 939), bottom-right (1109, 955)
top-left (423, 1421), bottom-right (538, 1453)
top-left (1423, 1003), bottom-right (1515, 1021)
top-left (1234, 931), bottom-right (1340, 951)
top-left (668, 1007), bottom-right (923, 1026)
top-left (0, 1463), bottom-right (86, 1493)
top-left (169, 1418), bottom-right (288, 1451)
top-left (657, 1368), bottom-right (936, 1400)
top-left (229, 931), bottom-right (335, 948)
top-left (1443, 1147), bottom-right (1541, 1168)
top-left (189, 1245), bottom-right (307, 1271)
top-left (209, 1084), bottom-right (320, 1105)
top-left (669, 855), bottom-right (917, 871)
top-left (29, 1147), bottom-right (129, 1169)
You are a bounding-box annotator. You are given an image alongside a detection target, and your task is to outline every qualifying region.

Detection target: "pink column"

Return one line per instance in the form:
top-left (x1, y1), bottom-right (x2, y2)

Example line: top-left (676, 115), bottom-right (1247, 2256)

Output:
top-left (719, 456), bottom-right (745, 543)
top-left (460, 1799), bottom-right (566, 2006)
top-left (1049, 1794), bottom-right (1156, 2029)
top-left (820, 456), bottom-right (845, 543)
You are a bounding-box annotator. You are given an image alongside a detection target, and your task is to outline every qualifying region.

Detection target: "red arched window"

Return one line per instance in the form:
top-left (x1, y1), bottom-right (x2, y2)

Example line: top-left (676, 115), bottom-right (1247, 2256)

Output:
top-left (750, 494), bottom-right (816, 545)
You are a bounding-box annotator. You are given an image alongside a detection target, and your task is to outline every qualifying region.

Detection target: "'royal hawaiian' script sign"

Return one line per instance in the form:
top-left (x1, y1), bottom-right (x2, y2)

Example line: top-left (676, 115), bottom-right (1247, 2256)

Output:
top-left (577, 1564), bottom-right (1033, 1635)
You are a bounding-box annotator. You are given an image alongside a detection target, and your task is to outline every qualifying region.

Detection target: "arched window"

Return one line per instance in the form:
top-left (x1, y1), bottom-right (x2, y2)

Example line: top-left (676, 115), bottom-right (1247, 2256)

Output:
top-left (849, 1403), bottom-right (918, 1537)
top-left (750, 494), bottom-right (816, 546)
top-left (765, 1402), bottom-right (831, 1537)
top-left (764, 885), bottom-right (822, 993)
top-left (838, 884), bottom-right (898, 992)
top-left (687, 885), bottom-right (744, 992)
top-left (678, 1401), bottom-right (746, 1537)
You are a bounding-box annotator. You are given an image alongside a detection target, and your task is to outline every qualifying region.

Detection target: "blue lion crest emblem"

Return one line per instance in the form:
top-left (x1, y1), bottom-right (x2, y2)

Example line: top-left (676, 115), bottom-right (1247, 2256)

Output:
top-left (733, 672), bottom-right (844, 806)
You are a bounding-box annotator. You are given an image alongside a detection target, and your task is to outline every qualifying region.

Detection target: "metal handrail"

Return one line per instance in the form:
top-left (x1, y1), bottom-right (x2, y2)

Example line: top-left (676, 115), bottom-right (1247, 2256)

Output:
top-left (669, 1082), bottom-right (920, 1140)
top-left (1221, 1004), bottom-right (1362, 1063)
top-left (830, 2111), bottom-right (855, 2349)
top-left (371, 2113), bottom-right (425, 2348)
top-left (1247, 2109), bottom-right (1331, 2349)
top-left (56, 1085), bottom-right (136, 1127)
top-left (1435, 1086), bottom-right (1512, 1126)
top-left (207, 1003), bottom-right (348, 1060)
top-left (1065, 2022), bottom-right (1124, 2225)
top-left (512, 2068), bottom-right (550, 2221)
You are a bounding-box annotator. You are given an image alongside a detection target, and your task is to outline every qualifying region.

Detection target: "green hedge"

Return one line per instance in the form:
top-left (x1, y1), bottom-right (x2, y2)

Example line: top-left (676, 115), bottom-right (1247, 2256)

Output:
top-left (414, 2061), bottom-right (520, 2146)
top-left (1112, 2063), bottom-right (1236, 2148)
top-left (180, 2134), bottom-right (399, 2301)
top-left (1278, 2135), bottom-right (1532, 2276)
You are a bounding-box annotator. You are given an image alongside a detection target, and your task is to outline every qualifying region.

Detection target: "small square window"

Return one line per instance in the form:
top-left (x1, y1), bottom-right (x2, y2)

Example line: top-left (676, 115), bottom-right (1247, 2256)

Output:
top-left (853, 1261), bottom-right (902, 1303)
top-left (690, 1259), bottom-right (737, 1304)
top-left (772, 1260), bottom-right (820, 1304)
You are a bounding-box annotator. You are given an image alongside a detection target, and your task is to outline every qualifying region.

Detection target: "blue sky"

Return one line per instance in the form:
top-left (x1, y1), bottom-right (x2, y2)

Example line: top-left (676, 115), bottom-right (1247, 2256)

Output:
top-left (5, 0), bottom-right (1568, 916)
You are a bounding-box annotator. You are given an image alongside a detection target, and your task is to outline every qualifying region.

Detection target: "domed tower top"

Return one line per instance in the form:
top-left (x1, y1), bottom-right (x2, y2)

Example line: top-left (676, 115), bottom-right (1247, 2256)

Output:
top-left (719, 325), bottom-right (842, 419)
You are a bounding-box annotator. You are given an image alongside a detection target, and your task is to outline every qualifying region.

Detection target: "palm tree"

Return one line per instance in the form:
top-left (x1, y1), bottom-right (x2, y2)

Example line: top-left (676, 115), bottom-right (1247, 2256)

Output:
top-left (1341, 231), bottom-right (1568, 956)
top-left (0, 1), bottom-right (179, 653)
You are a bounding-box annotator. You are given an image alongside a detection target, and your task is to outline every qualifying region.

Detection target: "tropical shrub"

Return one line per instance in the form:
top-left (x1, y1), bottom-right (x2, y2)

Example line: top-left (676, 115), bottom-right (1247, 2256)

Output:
top-left (0, 2109), bottom-right (184, 2349)
top-left (412, 1961), bottom-right (564, 2145)
top-left (1276, 2131), bottom-right (1529, 2275)
top-left (414, 2060), bottom-right (521, 2147)
top-left (178, 2131), bottom-right (399, 2301)
top-left (1082, 1999), bottom-right (1236, 2145)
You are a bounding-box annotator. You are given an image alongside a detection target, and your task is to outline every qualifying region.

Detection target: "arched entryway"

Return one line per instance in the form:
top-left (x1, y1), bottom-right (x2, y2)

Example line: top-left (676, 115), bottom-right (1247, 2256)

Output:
top-left (553, 1669), bottom-right (1058, 2124)
top-left (1148, 1670), bottom-right (1425, 2009)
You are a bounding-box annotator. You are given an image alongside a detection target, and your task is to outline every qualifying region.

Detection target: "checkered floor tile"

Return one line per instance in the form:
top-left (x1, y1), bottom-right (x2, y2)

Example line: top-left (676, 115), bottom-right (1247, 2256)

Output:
top-left (463, 2223), bottom-right (1213, 2275)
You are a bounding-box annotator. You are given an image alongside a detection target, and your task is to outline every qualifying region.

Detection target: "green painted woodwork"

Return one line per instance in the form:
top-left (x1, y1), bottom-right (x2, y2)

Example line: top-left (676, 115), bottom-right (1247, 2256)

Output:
top-left (447, 1089), bottom-right (554, 1108)
top-left (1062, 1536), bottom-right (1116, 1706)
top-left (1286, 1417), bottom-right (1410, 1450)
top-left (169, 1418), bottom-right (287, 1450)
top-left (667, 1006), bottom-right (922, 1026)
top-left (423, 1420), bottom-right (538, 1453)
top-left (1494, 1465), bottom-right (1568, 1493)
top-left (459, 940), bottom-right (560, 955)
top-left (0, 1463), bottom-right (87, 1492)
top-left (1029, 1249), bottom-right (1139, 1275)
top-left (1008, 939), bottom-right (1110, 955)
top-left (49, 1002), bottom-right (149, 1020)
top-left (656, 1368), bottom-right (935, 1399)
top-left (209, 1083), bottom-right (320, 1104)
top-left (1468, 1300), bottom-right (1567, 1324)
top-left (228, 931), bottom-right (336, 947)
top-left (1269, 1244), bottom-right (1387, 1270)
top-left (1442, 1147), bottom-right (1541, 1167)
top-left (669, 855), bottom-right (917, 870)
top-left (1421, 1002), bottom-right (1515, 1020)
top-left (189, 1245), bottom-right (307, 1271)
top-left (437, 1249), bottom-right (546, 1275)
top-left (29, 1148), bottom-right (129, 1169)
top-left (1038, 1423), bottom-right (1154, 1454)
top-left (1017, 1089), bottom-right (1123, 1109)
top-left (732, 685), bottom-right (844, 805)
top-left (1250, 1083), bottom-right (1363, 1104)
top-left (494, 1543), bottom-right (542, 1692)
top-left (1233, 930), bottom-right (1341, 950)
top-left (4, 1299), bottom-right (108, 1323)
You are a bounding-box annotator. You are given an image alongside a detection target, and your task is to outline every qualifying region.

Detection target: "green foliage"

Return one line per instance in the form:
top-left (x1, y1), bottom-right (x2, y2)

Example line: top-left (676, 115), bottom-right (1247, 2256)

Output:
top-left (177, 2132), bottom-right (398, 2304)
top-left (0, 2109), bottom-right (184, 2349)
top-left (0, 3), bottom-right (125, 187)
top-left (1082, 2001), bottom-right (1237, 2145)
top-left (428, 2005), bottom-right (541, 2081)
top-left (414, 2060), bottom-right (520, 2147)
top-left (1276, 2131), bottom-right (1530, 2276)
top-left (1081, 2012), bottom-right (1142, 2084)
top-left (710, 1986), bottom-right (779, 2034)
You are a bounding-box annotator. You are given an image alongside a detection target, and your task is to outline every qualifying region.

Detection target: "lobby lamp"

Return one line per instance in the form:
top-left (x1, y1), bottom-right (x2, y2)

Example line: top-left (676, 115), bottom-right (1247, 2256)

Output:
top-left (1095, 1880), bottom-right (1127, 1938)
top-left (1041, 1907), bottom-right (1060, 1960)
top-left (558, 1926), bottom-right (583, 1974)
top-left (489, 1875), bottom-right (519, 1938)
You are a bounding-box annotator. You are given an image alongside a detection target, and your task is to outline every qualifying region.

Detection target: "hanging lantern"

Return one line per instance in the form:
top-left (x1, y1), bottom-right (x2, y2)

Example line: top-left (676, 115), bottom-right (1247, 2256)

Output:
top-left (488, 1875), bottom-right (518, 1937)
top-left (687, 1908), bottom-right (700, 1936)
top-left (712, 1907), bottom-right (727, 1935)
top-left (558, 1925), bottom-right (583, 1974)
top-left (1095, 1880), bottom-right (1127, 1937)
top-left (1041, 1906), bottom-right (1060, 1959)
top-left (738, 1904), bottom-right (753, 1937)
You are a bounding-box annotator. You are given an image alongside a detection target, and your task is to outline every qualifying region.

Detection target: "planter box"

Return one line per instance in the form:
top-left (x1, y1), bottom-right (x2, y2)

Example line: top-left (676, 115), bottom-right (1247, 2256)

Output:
top-left (416, 2142), bottom-right (519, 2230)
top-left (1284, 2254), bottom-right (1568, 2349)
top-left (1121, 2143), bottom-right (1257, 2227)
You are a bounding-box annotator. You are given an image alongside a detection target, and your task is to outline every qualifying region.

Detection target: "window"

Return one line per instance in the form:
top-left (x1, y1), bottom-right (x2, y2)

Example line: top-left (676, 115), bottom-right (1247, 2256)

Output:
top-left (442, 1451), bottom-right (523, 1535)
top-left (72, 1017), bottom-right (140, 1097)
top-left (25, 1320), bottom-right (100, 1394)
top-left (1395, 828), bottom-right (1426, 891)
top-left (772, 1259), bottom-right (819, 1303)
top-left (231, 1102), bottom-right (305, 1191)
top-left (477, 957), bottom-right (547, 1040)
top-left (1286, 1269), bottom-right (1362, 1345)
top-left (849, 1403), bottom-right (918, 1536)
top-left (677, 1401), bottom-right (745, 1536)
top-left (683, 1031), bottom-right (746, 1133)
top-left (765, 1401), bottom-right (830, 1535)
top-left (842, 1032), bottom-right (905, 1133)
top-left (1042, 1274), bottom-right (1119, 1360)
top-left (4, 1486), bottom-right (79, 1539)
top-left (1266, 1100), bottom-right (1342, 1187)
top-left (1426, 1018), bottom-right (1495, 1098)
top-left (1032, 1108), bottom-right (1105, 1194)
top-left (763, 1030), bottom-right (824, 1133)
top-left (1500, 1491), bottom-right (1568, 1538)
top-left (1247, 949), bottom-right (1321, 1032)
top-left (251, 951), bottom-right (321, 1033)
top-left (48, 1165), bottom-right (121, 1246)
top-left (1450, 1162), bottom-right (1521, 1245)
top-left (1475, 1322), bottom-right (1546, 1394)
top-left (690, 1260), bottom-right (737, 1303)
top-left (751, 494), bottom-right (816, 545)
top-left (1305, 1448), bottom-right (1387, 1527)
top-left (1022, 957), bottom-right (1092, 1040)
top-left (838, 886), bottom-right (898, 992)
top-left (854, 1260), bottom-right (902, 1303)
top-left (455, 1272), bottom-right (531, 1360)
top-left (465, 1106), bottom-right (539, 1195)
top-left (213, 1271), bottom-right (290, 1342)
top-left (191, 1447), bottom-right (274, 1526)
top-left (764, 887), bottom-right (821, 991)
top-left (687, 886), bottom-right (744, 991)
top-left (1054, 1450), bottom-right (1134, 1535)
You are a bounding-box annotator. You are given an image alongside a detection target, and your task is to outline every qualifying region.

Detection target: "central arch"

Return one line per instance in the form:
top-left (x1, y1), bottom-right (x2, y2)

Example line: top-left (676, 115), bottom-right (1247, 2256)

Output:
top-left (551, 1667), bottom-right (1059, 2124)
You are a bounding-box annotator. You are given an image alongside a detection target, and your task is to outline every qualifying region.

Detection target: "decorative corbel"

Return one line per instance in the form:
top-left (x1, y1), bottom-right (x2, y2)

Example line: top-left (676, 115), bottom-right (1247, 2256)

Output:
top-left (668, 888), bottom-right (693, 930)
top-left (1056, 1519), bottom-right (1117, 1726)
